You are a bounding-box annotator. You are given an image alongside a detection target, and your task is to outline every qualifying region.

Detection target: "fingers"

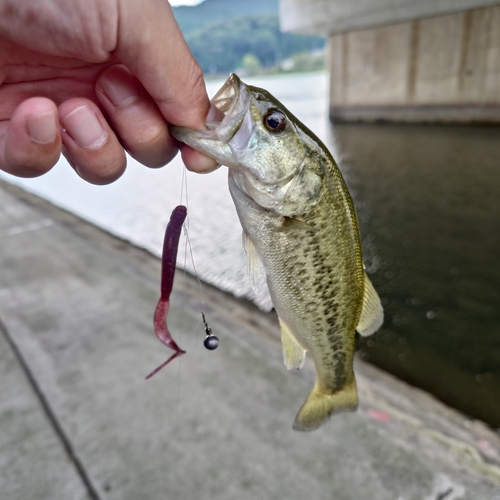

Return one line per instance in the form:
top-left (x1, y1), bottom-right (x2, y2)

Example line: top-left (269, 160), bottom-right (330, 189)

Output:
top-left (180, 103), bottom-right (224, 173)
top-left (59, 98), bottom-right (126, 184)
top-left (0, 97), bottom-right (61, 177)
top-left (0, 97), bottom-right (127, 184)
top-left (179, 145), bottom-right (220, 174)
top-left (96, 65), bottom-right (177, 168)
top-left (116, 0), bottom-right (209, 128)
top-left (0, 88), bottom-right (218, 183)
top-left (115, 0), bottom-right (219, 172)
top-left (0, 0), bottom-right (221, 180)
top-left (96, 64), bottom-right (220, 173)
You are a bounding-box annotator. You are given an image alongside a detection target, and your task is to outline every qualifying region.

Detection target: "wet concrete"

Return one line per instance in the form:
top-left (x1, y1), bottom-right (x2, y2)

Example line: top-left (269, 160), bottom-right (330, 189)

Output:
top-left (1, 179), bottom-right (499, 500)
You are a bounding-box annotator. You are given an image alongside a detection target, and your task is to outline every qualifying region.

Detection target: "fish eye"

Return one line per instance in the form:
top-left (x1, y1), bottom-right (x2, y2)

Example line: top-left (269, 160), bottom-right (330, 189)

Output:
top-left (264, 109), bottom-right (286, 133)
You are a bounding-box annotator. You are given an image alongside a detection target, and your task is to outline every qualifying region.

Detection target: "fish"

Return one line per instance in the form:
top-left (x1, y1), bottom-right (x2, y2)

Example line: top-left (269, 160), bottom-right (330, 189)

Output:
top-left (171, 74), bottom-right (383, 431)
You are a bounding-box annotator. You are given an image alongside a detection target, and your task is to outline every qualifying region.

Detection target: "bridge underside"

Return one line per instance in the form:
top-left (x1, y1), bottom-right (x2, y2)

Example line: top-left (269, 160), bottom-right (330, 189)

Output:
top-left (281, 1), bottom-right (500, 123)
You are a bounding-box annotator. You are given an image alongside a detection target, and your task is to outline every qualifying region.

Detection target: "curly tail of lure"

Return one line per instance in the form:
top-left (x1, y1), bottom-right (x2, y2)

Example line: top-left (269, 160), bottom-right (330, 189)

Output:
top-left (146, 205), bottom-right (187, 380)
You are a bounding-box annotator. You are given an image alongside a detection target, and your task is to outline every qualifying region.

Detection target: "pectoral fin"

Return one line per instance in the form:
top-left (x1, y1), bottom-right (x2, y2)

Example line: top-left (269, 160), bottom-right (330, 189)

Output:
top-left (356, 273), bottom-right (384, 336)
top-left (279, 318), bottom-right (306, 370)
top-left (242, 231), bottom-right (266, 293)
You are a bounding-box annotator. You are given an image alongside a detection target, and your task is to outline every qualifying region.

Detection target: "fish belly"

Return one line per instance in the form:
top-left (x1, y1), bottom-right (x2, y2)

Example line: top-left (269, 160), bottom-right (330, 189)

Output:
top-left (229, 173), bottom-right (364, 430)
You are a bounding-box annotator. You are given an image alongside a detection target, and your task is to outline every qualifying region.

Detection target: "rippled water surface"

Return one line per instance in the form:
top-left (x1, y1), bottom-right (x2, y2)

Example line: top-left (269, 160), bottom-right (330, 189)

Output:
top-left (335, 123), bottom-right (500, 427)
top-left (2, 71), bottom-right (499, 426)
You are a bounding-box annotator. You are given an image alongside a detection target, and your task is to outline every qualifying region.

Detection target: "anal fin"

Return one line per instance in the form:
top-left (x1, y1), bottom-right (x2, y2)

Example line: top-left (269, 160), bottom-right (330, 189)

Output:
top-left (356, 272), bottom-right (384, 337)
top-left (279, 318), bottom-right (306, 370)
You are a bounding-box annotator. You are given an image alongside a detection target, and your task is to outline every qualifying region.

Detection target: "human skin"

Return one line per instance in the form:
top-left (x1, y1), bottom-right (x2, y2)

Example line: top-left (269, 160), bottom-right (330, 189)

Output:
top-left (0, 0), bottom-right (219, 184)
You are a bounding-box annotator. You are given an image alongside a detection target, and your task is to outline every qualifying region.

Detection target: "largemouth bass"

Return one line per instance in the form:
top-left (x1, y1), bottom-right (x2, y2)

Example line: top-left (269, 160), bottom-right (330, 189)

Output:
top-left (171, 74), bottom-right (383, 431)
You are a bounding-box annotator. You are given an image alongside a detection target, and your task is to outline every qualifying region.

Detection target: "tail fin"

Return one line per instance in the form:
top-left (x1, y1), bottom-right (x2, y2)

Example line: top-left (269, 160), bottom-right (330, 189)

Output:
top-left (293, 377), bottom-right (358, 431)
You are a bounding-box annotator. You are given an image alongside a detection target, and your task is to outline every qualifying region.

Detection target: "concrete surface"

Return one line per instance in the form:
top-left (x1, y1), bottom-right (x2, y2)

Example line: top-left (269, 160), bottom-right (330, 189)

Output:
top-left (0, 178), bottom-right (499, 500)
top-left (281, 1), bottom-right (500, 123)
top-left (326, 6), bottom-right (500, 122)
top-left (280, 0), bottom-right (500, 36)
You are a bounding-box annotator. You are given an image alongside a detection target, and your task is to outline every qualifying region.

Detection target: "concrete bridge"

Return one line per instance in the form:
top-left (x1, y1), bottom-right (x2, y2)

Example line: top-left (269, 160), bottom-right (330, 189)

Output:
top-left (280, 0), bottom-right (500, 123)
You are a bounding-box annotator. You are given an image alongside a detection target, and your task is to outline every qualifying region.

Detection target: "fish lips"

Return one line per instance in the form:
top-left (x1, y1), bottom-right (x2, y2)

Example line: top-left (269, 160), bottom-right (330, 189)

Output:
top-left (170, 73), bottom-right (254, 168)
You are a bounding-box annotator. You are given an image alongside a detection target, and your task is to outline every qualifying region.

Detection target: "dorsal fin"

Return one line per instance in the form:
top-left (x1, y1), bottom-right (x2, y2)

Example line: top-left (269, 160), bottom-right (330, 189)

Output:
top-left (356, 273), bottom-right (384, 336)
top-left (279, 317), bottom-right (306, 370)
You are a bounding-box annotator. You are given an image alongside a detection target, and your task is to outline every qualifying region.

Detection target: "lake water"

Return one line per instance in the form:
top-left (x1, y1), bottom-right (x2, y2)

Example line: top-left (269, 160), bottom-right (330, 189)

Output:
top-left (1, 71), bottom-right (499, 427)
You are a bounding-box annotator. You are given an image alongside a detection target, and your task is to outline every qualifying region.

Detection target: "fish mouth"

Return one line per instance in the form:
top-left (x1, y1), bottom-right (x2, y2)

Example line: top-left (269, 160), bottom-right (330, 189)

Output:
top-left (169, 73), bottom-right (252, 168)
top-left (205, 73), bottom-right (250, 144)
top-left (209, 73), bottom-right (241, 122)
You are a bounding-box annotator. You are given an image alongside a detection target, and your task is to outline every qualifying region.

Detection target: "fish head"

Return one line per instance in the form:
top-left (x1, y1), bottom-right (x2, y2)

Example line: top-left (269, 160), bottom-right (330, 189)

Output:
top-left (171, 73), bottom-right (323, 216)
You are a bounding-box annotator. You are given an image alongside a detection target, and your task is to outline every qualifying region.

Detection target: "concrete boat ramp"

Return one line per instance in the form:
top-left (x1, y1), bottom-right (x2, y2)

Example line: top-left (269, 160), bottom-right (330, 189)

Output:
top-left (0, 179), bottom-right (499, 500)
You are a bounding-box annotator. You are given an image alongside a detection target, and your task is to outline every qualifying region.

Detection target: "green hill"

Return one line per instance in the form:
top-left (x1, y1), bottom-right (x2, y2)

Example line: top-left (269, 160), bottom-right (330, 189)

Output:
top-left (173, 0), bottom-right (279, 36)
top-left (172, 0), bottom-right (325, 75)
top-left (185, 13), bottom-right (325, 75)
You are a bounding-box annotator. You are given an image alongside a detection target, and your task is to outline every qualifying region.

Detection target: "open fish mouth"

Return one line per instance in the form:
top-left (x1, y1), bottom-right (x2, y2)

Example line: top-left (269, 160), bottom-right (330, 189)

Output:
top-left (169, 73), bottom-right (253, 168)
top-left (208, 73), bottom-right (241, 124)
top-left (170, 73), bottom-right (250, 150)
top-left (204, 73), bottom-right (251, 144)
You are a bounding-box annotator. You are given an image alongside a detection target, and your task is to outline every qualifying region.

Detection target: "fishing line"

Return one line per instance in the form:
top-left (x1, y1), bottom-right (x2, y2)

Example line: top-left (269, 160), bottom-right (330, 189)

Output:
top-left (167, 164), bottom-right (192, 431)
top-left (179, 158), bottom-right (189, 208)
top-left (179, 165), bottom-right (203, 338)
top-left (182, 224), bottom-right (206, 308)
top-left (178, 163), bottom-right (217, 350)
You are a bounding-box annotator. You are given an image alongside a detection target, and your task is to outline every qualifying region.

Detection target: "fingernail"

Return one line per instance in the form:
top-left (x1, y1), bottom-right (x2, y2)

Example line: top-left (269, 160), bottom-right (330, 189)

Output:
top-left (61, 105), bottom-right (106, 149)
top-left (27, 111), bottom-right (57, 144)
top-left (99, 66), bottom-right (141, 106)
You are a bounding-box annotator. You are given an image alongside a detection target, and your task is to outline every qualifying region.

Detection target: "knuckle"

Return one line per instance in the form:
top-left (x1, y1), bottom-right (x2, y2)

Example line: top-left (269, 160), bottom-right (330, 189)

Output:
top-left (183, 62), bottom-right (209, 113)
top-left (158, 60), bottom-right (209, 128)
top-left (133, 117), bottom-right (167, 147)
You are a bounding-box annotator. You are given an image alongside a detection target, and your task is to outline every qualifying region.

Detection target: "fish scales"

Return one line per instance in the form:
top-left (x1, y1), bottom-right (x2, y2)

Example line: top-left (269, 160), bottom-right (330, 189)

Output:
top-left (171, 74), bottom-right (383, 431)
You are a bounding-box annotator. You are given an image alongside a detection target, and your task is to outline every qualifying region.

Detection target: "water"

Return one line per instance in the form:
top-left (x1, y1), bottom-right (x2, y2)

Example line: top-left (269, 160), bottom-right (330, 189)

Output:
top-left (1, 71), bottom-right (499, 427)
top-left (334, 123), bottom-right (500, 427)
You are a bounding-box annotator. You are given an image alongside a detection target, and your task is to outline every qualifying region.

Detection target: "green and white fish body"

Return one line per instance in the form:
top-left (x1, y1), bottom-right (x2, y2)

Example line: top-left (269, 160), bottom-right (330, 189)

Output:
top-left (171, 74), bottom-right (383, 431)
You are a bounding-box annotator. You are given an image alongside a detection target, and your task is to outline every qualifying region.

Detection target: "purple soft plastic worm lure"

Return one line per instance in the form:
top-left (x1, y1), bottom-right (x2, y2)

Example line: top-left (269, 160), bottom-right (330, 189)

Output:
top-left (146, 205), bottom-right (187, 379)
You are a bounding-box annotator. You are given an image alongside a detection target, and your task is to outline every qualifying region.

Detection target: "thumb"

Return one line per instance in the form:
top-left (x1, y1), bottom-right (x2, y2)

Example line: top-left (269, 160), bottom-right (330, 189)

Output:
top-left (114, 0), bottom-right (210, 130)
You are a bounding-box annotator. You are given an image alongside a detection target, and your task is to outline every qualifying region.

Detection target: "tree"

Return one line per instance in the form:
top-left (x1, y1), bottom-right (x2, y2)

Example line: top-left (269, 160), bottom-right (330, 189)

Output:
top-left (185, 13), bottom-right (325, 74)
top-left (241, 53), bottom-right (262, 75)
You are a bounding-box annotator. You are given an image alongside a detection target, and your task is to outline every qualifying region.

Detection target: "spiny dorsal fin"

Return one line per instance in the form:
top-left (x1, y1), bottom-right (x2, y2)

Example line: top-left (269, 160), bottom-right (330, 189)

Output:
top-left (242, 231), bottom-right (266, 293)
top-left (356, 273), bottom-right (384, 337)
top-left (279, 317), bottom-right (306, 370)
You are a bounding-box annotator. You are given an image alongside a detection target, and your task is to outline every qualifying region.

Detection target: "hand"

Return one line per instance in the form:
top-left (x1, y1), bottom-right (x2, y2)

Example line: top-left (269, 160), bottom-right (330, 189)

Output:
top-left (0, 0), bottom-right (218, 184)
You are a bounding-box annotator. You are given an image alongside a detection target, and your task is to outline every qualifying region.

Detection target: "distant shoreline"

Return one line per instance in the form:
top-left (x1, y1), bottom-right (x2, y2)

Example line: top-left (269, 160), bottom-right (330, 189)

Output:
top-left (204, 68), bottom-right (328, 82)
